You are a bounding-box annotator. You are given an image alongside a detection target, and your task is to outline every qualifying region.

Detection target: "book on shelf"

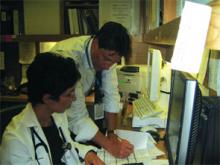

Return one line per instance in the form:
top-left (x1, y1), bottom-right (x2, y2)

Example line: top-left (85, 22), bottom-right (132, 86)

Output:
top-left (0, 7), bottom-right (13, 34)
top-left (68, 8), bottom-right (80, 35)
top-left (83, 9), bottom-right (98, 34)
top-left (13, 10), bottom-right (19, 35)
top-left (77, 9), bottom-right (84, 34)
top-left (67, 8), bottom-right (98, 35)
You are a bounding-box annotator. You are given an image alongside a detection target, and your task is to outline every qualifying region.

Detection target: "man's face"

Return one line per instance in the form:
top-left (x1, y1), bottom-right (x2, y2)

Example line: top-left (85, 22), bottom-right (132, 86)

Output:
top-left (91, 39), bottom-right (121, 71)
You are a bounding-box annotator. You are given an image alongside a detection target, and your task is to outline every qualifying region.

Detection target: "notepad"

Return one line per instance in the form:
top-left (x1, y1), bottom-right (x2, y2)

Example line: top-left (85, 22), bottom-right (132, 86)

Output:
top-left (97, 129), bottom-right (165, 165)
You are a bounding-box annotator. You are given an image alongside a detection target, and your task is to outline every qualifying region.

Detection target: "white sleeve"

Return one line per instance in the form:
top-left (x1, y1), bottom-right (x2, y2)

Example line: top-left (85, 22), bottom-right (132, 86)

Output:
top-left (59, 112), bottom-right (98, 161)
top-left (102, 66), bottom-right (121, 113)
top-left (72, 141), bottom-right (98, 160)
top-left (0, 138), bottom-right (34, 165)
top-left (66, 81), bottom-right (98, 142)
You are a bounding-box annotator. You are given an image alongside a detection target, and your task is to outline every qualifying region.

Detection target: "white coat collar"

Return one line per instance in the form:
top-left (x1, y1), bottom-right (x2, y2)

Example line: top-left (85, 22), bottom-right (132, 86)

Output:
top-left (21, 103), bottom-right (64, 129)
top-left (83, 37), bottom-right (95, 70)
top-left (21, 103), bottom-right (41, 128)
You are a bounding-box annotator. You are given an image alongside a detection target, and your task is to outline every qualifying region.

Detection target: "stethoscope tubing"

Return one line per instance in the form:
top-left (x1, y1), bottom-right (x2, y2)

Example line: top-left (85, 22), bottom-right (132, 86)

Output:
top-left (30, 120), bottom-right (69, 165)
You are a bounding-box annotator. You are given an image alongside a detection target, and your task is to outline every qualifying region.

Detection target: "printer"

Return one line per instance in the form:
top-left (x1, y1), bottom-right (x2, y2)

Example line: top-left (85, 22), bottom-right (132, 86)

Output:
top-left (116, 65), bottom-right (148, 96)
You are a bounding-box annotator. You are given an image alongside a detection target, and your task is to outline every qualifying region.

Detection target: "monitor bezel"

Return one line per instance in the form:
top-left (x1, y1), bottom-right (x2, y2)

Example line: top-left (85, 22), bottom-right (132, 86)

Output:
top-left (165, 70), bottom-right (200, 164)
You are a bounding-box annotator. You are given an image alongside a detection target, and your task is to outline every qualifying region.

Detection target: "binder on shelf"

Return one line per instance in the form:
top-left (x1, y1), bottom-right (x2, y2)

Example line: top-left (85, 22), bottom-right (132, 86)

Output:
top-left (77, 9), bottom-right (84, 34)
top-left (68, 8), bottom-right (80, 35)
top-left (0, 0), bottom-right (24, 35)
top-left (13, 10), bottom-right (19, 35)
top-left (81, 9), bottom-right (98, 34)
top-left (66, 8), bottom-right (98, 35)
top-left (79, 9), bottom-right (88, 34)
top-left (64, 0), bottom-right (98, 35)
top-left (0, 8), bottom-right (13, 34)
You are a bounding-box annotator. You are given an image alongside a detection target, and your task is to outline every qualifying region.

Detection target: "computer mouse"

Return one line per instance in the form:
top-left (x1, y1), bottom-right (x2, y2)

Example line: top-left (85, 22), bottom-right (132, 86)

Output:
top-left (146, 130), bottom-right (160, 143)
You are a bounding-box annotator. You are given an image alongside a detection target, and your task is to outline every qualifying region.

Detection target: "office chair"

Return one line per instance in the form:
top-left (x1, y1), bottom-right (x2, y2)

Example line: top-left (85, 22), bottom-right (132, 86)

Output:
top-left (0, 104), bottom-right (25, 143)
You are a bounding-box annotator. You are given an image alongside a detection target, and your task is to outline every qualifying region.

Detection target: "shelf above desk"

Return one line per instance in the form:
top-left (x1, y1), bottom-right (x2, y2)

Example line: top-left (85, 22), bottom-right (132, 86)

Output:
top-left (144, 1), bottom-right (220, 51)
top-left (144, 18), bottom-right (179, 46)
top-left (0, 94), bottom-right (94, 105)
top-left (0, 34), bottom-right (81, 42)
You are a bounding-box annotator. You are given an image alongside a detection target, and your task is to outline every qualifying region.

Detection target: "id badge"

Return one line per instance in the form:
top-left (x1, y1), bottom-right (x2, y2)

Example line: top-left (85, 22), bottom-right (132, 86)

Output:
top-left (94, 103), bottom-right (104, 120)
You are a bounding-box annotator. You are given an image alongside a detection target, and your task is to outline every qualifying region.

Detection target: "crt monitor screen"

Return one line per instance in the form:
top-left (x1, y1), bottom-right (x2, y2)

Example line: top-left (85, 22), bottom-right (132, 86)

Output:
top-left (165, 70), bottom-right (202, 164)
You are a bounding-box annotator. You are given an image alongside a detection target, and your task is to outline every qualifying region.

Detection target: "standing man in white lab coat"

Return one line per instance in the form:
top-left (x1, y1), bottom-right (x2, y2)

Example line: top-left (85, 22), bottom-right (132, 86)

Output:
top-left (51, 21), bottom-right (134, 158)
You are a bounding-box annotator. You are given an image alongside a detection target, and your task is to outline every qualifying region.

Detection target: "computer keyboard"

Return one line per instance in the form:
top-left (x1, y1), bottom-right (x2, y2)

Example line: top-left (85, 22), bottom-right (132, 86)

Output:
top-left (97, 149), bottom-right (147, 165)
top-left (133, 95), bottom-right (162, 119)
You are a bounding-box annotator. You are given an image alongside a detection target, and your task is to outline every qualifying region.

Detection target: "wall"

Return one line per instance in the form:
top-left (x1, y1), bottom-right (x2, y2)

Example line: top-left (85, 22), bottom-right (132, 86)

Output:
top-left (23, 0), bottom-right (61, 34)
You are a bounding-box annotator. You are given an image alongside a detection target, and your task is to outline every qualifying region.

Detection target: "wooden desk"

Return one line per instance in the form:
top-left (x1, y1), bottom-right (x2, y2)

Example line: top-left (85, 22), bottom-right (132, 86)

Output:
top-left (117, 104), bottom-right (168, 159)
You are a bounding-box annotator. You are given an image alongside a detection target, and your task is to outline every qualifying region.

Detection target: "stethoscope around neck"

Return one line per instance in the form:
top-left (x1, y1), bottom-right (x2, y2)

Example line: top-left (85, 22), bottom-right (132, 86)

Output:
top-left (30, 124), bottom-right (71, 165)
top-left (85, 36), bottom-right (93, 68)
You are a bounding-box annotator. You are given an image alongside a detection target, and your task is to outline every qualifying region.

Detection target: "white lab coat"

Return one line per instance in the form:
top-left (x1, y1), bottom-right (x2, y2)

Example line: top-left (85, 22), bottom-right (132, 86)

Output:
top-left (51, 36), bottom-right (121, 142)
top-left (0, 103), bottom-right (97, 165)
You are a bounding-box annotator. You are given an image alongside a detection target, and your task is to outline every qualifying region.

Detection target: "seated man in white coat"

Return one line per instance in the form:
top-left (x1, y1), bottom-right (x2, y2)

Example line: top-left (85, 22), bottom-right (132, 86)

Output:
top-left (0, 52), bottom-right (104, 165)
top-left (51, 21), bottom-right (134, 158)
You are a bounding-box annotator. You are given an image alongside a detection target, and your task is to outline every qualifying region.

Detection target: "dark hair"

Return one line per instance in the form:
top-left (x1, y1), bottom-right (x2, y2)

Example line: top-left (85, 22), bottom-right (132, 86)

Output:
top-left (27, 52), bottom-right (81, 106)
top-left (94, 21), bottom-right (131, 58)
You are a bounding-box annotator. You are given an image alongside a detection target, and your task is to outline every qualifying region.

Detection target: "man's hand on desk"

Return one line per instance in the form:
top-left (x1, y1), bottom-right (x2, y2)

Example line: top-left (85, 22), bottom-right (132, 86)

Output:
top-left (107, 133), bottom-right (134, 158)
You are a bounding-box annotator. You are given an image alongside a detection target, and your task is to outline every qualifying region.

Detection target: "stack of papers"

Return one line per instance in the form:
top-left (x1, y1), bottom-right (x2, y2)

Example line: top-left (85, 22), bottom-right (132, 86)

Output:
top-left (97, 129), bottom-right (166, 165)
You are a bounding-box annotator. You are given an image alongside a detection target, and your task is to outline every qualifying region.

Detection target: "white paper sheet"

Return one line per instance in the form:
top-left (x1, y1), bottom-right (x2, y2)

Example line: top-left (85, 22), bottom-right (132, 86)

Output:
top-left (97, 129), bottom-right (166, 165)
top-left (116, 129), bottom-right (155, 150)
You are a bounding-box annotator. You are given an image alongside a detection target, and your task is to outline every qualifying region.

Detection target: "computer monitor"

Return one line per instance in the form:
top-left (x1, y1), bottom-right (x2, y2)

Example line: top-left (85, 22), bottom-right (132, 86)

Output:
top-left (165, 70), bottom-right (202, 164)
top-left (146, 48), bottom-right (162, 102)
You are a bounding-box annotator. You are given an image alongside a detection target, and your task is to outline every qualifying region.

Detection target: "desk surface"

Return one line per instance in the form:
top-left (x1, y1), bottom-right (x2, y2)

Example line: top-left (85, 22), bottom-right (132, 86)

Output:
top-left (117, 104), bottom-right (168, 160)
